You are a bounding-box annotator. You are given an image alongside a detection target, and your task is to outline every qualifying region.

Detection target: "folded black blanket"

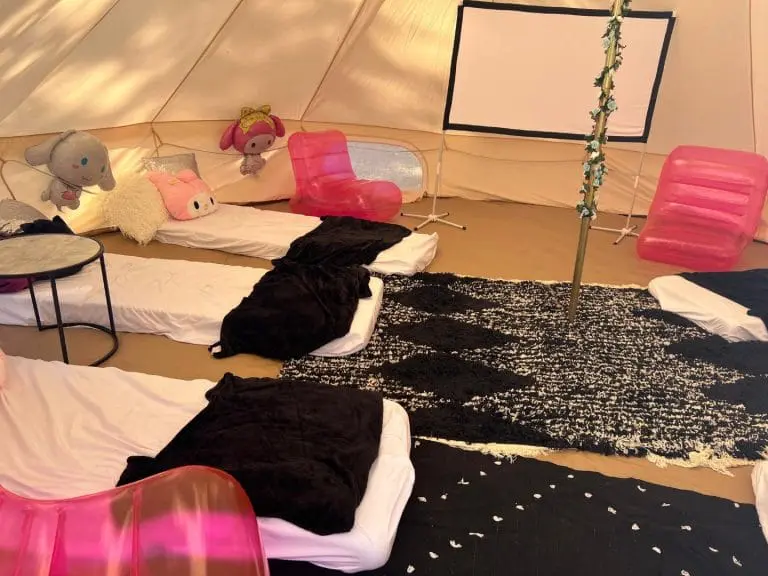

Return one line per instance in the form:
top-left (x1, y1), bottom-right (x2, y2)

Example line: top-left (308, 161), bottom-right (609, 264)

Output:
top-left (210, 262), bottom-right (372, 360)
top-left (117, 373), bottom-right (384, 536)
top-left (274, 215), bottom-right (412, 267)
top-left (681, 269), bottom-right (768, 327)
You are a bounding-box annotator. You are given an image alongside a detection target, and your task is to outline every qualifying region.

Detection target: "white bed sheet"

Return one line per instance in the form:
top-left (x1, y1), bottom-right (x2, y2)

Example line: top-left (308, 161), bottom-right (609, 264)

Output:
top-left (0, 355), bottom-right (415, 573)
top-left (752, 462), bottom-right (768, 545)
top-left (0, 253), bottom-right (384, 357)
top-left (648, 276), bottom-right (768, 343)
top-left (154, 204), bottom-right (438, 276)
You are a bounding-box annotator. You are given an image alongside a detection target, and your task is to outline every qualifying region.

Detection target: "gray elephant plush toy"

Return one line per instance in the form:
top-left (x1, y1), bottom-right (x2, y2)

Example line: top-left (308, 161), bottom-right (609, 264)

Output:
top-left (25, 130), bottom-right (116, 211)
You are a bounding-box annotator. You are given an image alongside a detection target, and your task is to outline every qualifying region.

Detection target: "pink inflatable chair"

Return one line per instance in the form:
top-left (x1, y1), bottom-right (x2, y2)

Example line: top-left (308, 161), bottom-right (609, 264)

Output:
top-left (637, 145), bottom-right (768, 271)
top-left (287, 130), bottom-right (403, 222)
top-left (0, 466), bottom-right (269, 576)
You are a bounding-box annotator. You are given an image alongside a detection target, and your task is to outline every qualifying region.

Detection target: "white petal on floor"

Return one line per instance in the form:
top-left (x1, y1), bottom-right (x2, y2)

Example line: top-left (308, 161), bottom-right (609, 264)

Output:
top-left (493, 515), bottom-right (504, 522)
top-left (429, 552), bottom-right (439, 559)
top-left (733, 556), bottom-right (742, 567)
top-left (568, 474), bottom-right (574, 479)
top-left (480, 471), bottom-right (488, 477)
top-left (516, 505), bottom-right (525, 511)
top-left (415, 441), bottom-right (421, 447)
top-left (607, 507), bottom-right (617, 515)
top-left (681, 571), bottom-right (690, 576)
top-left (681, 525), bottom-right (692, 531)
top-left (637, 486), bottom-right (647, 493)
top-left (407, 566), bottom-right (416, 574)
top-left (417, 497), bottom-right (427, 503)
top-left (441, 493), bottom-right (448, 500)
top-left (458, 478), bottom-right (470, 485)
top-left (534, 494), bottom-right (542, 499)
top-left (709, 547), bottom-right (719, 553)
top-left (549, 484), bottom-right (556, 489)
top-left (584, 492), bottom-right (593, 499)
top-left (494, 461), bottom-right (502, 466)
top-left (449, 540), bottom-right (463, 549)
top-left (652, 547), bottom-right (662, 554)
top-left (632, 524), bottom-right (640, 531)
top-left (662, 503), bottom-right (671, 507)
top-left (734, 502), bottom-right (741, 508)
top-left (469, 532), bottom-right (485, 538)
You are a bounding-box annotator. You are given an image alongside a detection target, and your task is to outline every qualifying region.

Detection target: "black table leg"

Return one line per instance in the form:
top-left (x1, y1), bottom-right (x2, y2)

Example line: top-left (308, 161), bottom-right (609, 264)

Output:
top-left (27, 277), bottom-right (42, 330)
top-left (49, 277), bottom-right (69, 364)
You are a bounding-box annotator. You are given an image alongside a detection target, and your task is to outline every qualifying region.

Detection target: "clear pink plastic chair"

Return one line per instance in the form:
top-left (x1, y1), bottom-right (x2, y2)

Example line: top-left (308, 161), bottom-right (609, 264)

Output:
top-left (287, 130), bottom-right (403, 222)
top-left (0, 466), bottom-right (270, 576)
top-left (637, 145), bottom-right (768, 271)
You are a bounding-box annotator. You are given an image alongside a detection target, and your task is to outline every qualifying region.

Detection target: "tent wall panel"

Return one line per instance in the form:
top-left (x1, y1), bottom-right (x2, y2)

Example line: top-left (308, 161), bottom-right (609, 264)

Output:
top-left (303, 0), bottom-right (457, 133)
top-left (158, 0), bottom-right (366, 123)
top-left (0, 0), bottom-right (117, 126)
top-left (0, 0), bottom-right (241, 137)
top-left (753, 0), bottom-right (768, 159)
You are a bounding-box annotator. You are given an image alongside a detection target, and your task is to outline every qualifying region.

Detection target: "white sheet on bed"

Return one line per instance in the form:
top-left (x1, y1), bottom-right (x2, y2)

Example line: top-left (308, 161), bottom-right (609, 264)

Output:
top-left (753, 463), bottom-right (768, 545)
top-left (0, 253), bottom-right (384, 357)
top-left (155, 204), bottom-right (438, 276)
top-left (0, 355), bottom-right (415, 573)
top-left (648, 275), bottom-right (768, 343)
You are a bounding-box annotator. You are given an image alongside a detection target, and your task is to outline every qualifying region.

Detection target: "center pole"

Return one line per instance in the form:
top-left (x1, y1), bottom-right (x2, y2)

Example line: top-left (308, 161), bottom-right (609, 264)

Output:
top-left (567, 0), bottom-right (630, 321)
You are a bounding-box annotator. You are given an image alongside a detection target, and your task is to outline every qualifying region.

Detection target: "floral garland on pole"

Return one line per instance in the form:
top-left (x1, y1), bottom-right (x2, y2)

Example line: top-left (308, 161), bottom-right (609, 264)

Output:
top-left (568, 0), bottom-right (631, 321)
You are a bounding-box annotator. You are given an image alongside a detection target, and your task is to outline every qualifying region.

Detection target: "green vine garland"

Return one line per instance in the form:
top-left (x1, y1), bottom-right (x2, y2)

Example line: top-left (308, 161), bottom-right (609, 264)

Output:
top-left (576, 0), bottom-right (633, 219)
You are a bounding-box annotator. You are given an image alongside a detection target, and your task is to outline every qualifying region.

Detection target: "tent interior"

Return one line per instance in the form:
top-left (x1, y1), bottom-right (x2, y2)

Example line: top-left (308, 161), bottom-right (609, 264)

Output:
top-left (2, 0), bottom-right (768, 573)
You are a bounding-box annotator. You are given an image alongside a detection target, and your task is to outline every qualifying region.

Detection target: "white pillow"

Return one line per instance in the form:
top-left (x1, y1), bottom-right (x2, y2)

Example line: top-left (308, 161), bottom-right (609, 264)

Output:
top-left (102, 171), bottom-right (169, 245)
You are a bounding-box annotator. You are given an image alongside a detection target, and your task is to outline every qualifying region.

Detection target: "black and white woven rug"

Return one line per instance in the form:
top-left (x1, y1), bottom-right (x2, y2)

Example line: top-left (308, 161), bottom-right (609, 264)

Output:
top-left (270, 440), bottom-right (768, 576)
top-left (280, 273), bottom-right (768, 462)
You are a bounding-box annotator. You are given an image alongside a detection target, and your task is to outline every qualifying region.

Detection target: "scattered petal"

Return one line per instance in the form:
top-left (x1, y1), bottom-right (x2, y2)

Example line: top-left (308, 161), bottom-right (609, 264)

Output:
top-left (584, 492), bottom-right (593, 499)
top-left (662, 503), bottom-right (671, 507)
top-left (631, 524), bottom-right (640, 531)
top-left (733, 556), bottom-right (742, 567)
top-left (652, 546), bottom-right (662, 554)
top-left (494, 461), bottom-right (502, 466)
top-left (607, 507), bottom-right (617, 515)
top-left (429, 552), bottom-right (439, 560)
top-left (534, 494), bottom-right (542, 499)
top-left (568, 474), bottom-right (574, 479)
top-left (469, 532), bottom-right (485, 538)
top-left (449, 540), bottom-right (463, 549)
top-left (493, 515), bottom-right (503, 522)
top-left (441, 494), bottom-right (448, 500)
top-left (407, 566), bottom-right (415, 574)
top-left (417, 497), bottom-right (427, 503)
top-left (549, 484), bottom-right (556, 489)
top-left (480, 471), bottom-right (488, 477)
top-left (516, 505), bottom-right (525, 511)
top-left (681, 525), bottom-right (692, 531)
top-left (734, 502), bottom-right (741, 508)
top-left (637, 486), bottom-right (647, 493)
top-left (681, 571), bottom-right (690, 576)
top-left (709, 547), bottom-right (719, 553)
top-left (414, 440), bottom-right (421, 447)
top-left (458, 478), bottom-right (470, 486)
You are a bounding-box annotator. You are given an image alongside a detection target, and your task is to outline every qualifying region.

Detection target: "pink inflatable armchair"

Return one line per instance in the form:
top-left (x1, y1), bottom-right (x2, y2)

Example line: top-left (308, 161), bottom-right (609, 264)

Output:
top-left (0, 466), bottom-right (269, 576)
top-left (287, 130), bottom-right (403, 222)
top-left (637, 145), bottom-right (768, 271)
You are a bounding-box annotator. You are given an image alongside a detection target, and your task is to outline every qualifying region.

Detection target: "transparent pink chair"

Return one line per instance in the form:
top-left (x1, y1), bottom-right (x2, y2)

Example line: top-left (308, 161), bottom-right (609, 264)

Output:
top-left (287, 130), bottom-right (403, 222)
top-left (0, 466), bottom-right (269, 576)
top-left (637, 145), bottom-right (768, 271)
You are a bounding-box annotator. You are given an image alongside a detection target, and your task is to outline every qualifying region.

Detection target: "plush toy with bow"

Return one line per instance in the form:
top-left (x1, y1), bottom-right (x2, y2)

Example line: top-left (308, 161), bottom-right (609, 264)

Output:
top-left (24, 130), bottom-right (116, 211)
top-left (219, 105), bottom-right (286, 176)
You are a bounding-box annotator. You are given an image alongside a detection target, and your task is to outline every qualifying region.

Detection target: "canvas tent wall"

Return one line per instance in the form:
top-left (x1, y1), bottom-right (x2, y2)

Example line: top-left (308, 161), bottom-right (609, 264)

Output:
top-left (1, 0), bottom-right (766, 240)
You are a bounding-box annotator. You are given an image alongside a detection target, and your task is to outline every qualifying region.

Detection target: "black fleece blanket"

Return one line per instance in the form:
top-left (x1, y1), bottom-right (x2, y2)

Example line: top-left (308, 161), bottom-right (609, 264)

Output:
top-left (270, 440), bottom-right (768, 575)
top-left (273, 215), bottom-right (412, 267)
top-left (117, 374), bottom-right (383, 535)
top-left (681, 269), bottom-right (768, 328)
top-left (212, 216), bottom-right (411, 360)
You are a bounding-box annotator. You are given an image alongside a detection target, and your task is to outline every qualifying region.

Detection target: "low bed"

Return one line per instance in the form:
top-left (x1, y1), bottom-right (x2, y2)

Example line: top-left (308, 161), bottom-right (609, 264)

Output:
top-left (0, 253), bottom-right (384, 357)
top-left (154, 204), bottom-right (438, 276)
top-left (0, 354), bottom-right (415, 573)
top-left (648, 274), bottom-right (768, 342)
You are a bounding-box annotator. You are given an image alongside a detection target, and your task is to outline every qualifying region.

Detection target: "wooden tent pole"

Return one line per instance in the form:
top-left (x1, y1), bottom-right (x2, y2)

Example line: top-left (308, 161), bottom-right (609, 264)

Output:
top-left (568, 0), bottom-right (631, 321)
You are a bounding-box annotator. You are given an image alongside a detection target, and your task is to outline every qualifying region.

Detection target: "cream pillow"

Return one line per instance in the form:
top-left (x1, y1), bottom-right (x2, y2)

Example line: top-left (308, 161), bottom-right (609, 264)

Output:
top-left (102, 171), bottom-right (169, 245)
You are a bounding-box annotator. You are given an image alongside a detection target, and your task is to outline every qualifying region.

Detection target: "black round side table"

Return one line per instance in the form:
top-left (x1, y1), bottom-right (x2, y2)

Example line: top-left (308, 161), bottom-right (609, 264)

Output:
top-left (0, 234), bottom-right (118, 366)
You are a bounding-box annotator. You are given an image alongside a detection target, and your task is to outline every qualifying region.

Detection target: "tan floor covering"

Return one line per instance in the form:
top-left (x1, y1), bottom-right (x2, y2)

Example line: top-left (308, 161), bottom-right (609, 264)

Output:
top-left (2, 198), bottom-right (768, 504)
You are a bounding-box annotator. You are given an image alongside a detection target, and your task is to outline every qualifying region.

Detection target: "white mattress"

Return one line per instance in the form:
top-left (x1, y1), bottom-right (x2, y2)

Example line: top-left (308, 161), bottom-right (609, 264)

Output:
top-left (648, 275), bottom-right (768, 343)
top-left (0, 354), bottom-right (415, 573)
top-left (0, 253), bottom-right (384, 357)
top-left (752, 462), bottom-right (768, 545)
top-left (155, 204), bottom-right (438, 276)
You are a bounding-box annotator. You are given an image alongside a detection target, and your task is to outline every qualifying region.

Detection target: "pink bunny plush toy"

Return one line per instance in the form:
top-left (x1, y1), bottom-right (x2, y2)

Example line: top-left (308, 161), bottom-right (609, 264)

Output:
top-left (148, 169), bottom-right (218, 221)
top-left (219, 105), bottom-right (286, 176)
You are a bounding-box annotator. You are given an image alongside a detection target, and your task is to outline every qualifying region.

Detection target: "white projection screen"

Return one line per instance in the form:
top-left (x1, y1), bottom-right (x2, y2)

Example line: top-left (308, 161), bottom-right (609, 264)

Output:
top-left (444, 2), bottom-right (676, 142)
